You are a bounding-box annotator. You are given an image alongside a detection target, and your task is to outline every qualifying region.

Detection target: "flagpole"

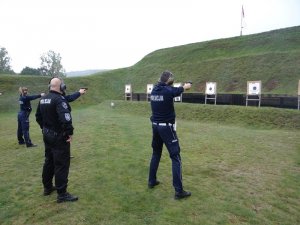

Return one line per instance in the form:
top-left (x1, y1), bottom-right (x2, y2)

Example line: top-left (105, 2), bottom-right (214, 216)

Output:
top-left (240, 16), bottom-right (243, 36)
top-left (240, 5), bottom-right (244, 36)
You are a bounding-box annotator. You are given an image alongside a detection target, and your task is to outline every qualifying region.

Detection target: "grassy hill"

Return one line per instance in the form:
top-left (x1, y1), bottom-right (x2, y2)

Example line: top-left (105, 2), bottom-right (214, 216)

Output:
top-left (131, 26), bottom-right (300, 94)
top-left (1, 26), bottom-right (300, 113)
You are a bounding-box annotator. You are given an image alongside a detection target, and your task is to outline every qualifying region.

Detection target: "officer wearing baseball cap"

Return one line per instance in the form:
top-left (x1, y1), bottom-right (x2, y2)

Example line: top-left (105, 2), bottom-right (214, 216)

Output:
top-left (148, 70), bottom-right (192, 200)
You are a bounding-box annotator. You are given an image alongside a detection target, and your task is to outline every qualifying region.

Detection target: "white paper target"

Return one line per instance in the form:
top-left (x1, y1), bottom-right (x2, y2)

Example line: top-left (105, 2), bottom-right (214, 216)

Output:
top-left (173, 83), bottom-right (182, 102)
top-left (125, 84), bottom-right (132, 94)
top-left (174, 96), bottom-right (181, 102)
top-left (248, 81), bottom-right (261, 95)
top-left (147, 84), bottom-right (153, 94)
top-left (205, 82), bottom-right (216, 95)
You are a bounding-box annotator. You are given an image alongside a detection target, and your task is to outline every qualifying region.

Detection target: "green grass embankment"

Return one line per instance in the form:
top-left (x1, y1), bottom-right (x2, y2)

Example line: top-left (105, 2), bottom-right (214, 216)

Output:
top-left (110, 101), bottom-right (300, 130)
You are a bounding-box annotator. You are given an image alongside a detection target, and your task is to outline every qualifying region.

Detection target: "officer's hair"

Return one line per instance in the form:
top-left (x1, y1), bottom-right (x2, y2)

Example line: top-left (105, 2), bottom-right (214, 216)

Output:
top-left (160, 71), bottom-right (174, 85)
top-left (19, 87), bottom-right (28, 95)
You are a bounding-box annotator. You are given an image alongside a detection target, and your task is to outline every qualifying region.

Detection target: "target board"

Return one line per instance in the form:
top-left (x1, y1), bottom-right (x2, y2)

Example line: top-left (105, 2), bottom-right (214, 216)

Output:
top-left (125, 84), bottom-right (132, 94)
top-left (146, 84), bottom-right (153, 102)
top-left (247, 81), bottom-right (261, 95)
top-left (173, 83), bottom-right (182, 102)
top-left (125, 84), bottom-right (132, 100)
top-left (246, 81), bottom-right (261, 107)
top-left (147, 84), bottom-right (153, 94)
top-left (205, 82), bottom-right (217, 95)
top-left (205, 82), bottom-right (217, 104)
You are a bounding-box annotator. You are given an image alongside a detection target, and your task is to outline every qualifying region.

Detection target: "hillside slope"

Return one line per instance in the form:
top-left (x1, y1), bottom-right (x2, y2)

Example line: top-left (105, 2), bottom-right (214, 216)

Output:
top-left (129, 26), bottom-right (300, 94)
top-left (1, 26), bottom-right (300, 112)
top-left (78, 26), bottom-right (300, 96)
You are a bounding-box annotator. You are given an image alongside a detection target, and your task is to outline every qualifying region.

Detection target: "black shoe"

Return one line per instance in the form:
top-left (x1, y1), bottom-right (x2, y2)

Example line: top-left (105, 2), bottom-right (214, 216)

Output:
top-left (43, 186), bottom-right (56, 196)
top-left (26, 144), bottom-right (37, 148)
top-left (174, 190), bottom-right (191, 200)
top-left (57, 192), bottom-right (79, 203)
top-left (19, 142), bottom-right (25, 145)
top-left (148, 181), bottom-right (160, 189)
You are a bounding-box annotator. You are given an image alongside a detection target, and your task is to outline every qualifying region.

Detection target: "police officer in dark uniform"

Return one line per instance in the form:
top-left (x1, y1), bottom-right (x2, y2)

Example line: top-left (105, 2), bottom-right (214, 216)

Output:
top-left (35, 77), bottom-right (78, 203)
top-left (148, 71), bottom-right (192, 200)
top-left (17, 87), bottom-right (44, 147)
top-left (45, 77), bottom-right (87, 159)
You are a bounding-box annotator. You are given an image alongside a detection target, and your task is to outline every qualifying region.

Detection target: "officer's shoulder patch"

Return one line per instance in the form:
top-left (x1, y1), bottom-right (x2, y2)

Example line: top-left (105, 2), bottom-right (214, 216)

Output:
top-left (62, 102), bottom-right (68, 109)
top-left (65, 113), bottom-right (71, 121)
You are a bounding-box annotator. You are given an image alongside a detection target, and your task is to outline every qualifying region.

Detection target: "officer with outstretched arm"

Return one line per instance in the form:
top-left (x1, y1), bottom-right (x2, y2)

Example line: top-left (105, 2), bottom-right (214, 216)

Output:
top-left (36, 77), bottom-right (78, 203)
top-left (148, 70), bottom-right (192, 200)
top-left (65, 88), bottom-right (87, 102)
top-left (17, 87), bottom-right (44, 147)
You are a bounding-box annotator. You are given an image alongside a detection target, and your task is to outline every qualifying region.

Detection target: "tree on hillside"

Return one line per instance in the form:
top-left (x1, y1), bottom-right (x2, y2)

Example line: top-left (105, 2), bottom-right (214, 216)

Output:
top-left (40, 50), bottom-right (66, 77)
top-left (20, 66), bottom-right (41, 75)
top-left (0, 47), bottom-right (14, 74)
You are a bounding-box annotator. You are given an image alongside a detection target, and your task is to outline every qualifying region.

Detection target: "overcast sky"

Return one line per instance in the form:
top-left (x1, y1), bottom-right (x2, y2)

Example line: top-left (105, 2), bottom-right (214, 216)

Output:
top-left (1, 0), bottom-right (300, 73)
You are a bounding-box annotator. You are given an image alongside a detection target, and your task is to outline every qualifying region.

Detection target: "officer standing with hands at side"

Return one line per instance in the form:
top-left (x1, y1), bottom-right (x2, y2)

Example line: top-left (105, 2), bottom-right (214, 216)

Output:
top-left (148, 70), bottom-right (192, 200)
top-left (36, 77), bottom-right (78, 203)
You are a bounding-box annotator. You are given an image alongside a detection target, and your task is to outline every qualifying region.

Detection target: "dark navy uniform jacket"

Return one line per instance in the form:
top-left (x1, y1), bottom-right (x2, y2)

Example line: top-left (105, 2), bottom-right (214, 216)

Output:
top-left (150, 82), bottom-right (184, 123)
top-left (36, 90), bottom-right (74, 137)
top-left (65, 92), bottom-right (80, 103)
top-left (19, 94), bottom-right (41, 112)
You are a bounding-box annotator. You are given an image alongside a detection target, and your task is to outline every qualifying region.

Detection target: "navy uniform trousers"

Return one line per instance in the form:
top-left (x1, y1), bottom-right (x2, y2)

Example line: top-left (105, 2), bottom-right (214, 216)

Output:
top-left (17, 111), bottom-right (32, 145)
top-left (42, 130), bottom-right (70, 194)
top-left (148, 123), bottom-right (183, 192)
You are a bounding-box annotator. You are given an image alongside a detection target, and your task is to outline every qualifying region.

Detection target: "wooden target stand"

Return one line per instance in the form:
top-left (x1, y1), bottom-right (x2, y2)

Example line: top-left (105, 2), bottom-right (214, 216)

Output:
top-left (125, 84), bottom-right (132, 101)
top-left (205, 82), bottom-right (217, 105)
top-left (246, 81), bottom-right (261, 107)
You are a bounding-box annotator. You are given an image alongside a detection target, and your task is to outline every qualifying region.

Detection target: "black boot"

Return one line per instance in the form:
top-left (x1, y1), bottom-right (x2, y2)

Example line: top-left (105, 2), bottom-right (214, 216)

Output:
top-left (148, 180), bottom-right (160, 189)
top-left (174, 190), bottom-right (191, 200)
top-left (57, 192), bottom-right (79, 203)
top-left (43, 186), bottom-right (56, 196)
